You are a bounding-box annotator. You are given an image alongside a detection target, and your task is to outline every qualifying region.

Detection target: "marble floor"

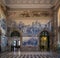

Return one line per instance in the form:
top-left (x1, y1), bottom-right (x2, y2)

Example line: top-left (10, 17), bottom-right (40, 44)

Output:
top-left (0, 51), bottom-right (60, 58)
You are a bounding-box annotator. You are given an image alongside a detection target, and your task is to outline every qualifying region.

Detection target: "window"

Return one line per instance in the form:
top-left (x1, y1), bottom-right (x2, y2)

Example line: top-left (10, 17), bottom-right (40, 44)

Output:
top-left (58, 7), bottom-right (60, 43)
top-left (58, 8), bottom-right (60, 27)
top-left (11, 31), bottom-right (20, 37)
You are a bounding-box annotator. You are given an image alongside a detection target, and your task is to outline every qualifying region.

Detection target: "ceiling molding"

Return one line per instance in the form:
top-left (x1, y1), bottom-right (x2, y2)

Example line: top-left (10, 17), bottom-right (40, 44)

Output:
top-left (2, 0), bottom-right (56, 8)
top-left (7, 8), bottom-right (52, 12)
top-left (53, 0), bottom-right (59, 6)
top-left (53, 0), bottom-right (60, 10)
top-left (1, 0), bottom-right (58, 9)
top-left (6, 4), bottom-right (52, 9)
top-left (4, 0), bottom-right (52, 4)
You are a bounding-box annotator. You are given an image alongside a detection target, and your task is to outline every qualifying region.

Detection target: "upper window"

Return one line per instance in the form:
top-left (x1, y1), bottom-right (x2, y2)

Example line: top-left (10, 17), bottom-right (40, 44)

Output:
top-left (58, 7), bottom-right (60, 27)
top-left (11, 31), bottom-right (20, 37)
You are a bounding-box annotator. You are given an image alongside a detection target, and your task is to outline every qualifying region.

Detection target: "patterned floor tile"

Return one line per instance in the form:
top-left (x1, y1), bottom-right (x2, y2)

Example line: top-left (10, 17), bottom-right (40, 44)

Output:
top-left (0, 52), bottom-right (59, 58)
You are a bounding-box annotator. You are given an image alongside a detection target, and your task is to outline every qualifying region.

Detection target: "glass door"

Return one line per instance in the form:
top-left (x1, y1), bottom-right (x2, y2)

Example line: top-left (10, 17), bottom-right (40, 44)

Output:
top-left (40, 36), bottom-right (48, 51)
top-left (40, 31), bottom-right (50, 51)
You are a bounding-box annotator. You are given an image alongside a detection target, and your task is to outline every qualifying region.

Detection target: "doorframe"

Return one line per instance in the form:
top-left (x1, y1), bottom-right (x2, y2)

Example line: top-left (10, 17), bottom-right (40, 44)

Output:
top-left (39, 30), bottom-right (50, 51)
top-left (10, 29), bottom-right (22, 51)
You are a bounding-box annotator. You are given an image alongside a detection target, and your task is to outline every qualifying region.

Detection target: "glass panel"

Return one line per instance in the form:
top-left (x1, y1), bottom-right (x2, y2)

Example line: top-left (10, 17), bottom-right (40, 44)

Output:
top-left (41, 36), bottom-right (47, 51)
top-left (12, 40), bottom-right (16, 46)
top-left (17, 40), bottom-right (20, 46)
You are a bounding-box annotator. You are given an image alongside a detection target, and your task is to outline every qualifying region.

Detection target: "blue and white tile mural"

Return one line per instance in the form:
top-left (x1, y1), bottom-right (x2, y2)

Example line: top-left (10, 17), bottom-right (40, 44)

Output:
top-left (17, 21), bottom-right (51, 36)
top-left (1, 19), bottom-right (7, 31)
top-left (22, 37), bottom-right (38, 46)
top-left (0, 19), bottom-right (7, 34)
top-left (1, 35), bottom-right (8, 47)
top-left (9, 20), bottom-right (52, 46)
top-left (0, 19), bottom-right (8, 51)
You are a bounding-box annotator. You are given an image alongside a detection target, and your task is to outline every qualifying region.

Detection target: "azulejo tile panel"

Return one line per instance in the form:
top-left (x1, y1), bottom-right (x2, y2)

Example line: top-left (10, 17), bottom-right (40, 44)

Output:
top-left (9, 20), bottom-right (51, 46)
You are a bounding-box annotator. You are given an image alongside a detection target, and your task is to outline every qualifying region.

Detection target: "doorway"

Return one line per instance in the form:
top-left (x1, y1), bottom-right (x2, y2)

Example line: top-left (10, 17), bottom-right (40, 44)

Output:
top-left (10, 31), bottom-right (21, 51)
top-left (39, 31), bottom-right (50, 51)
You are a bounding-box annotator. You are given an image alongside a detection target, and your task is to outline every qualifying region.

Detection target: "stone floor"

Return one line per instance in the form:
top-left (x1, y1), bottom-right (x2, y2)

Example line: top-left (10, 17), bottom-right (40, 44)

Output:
top-left (0, 51), bottom-right (60, 58)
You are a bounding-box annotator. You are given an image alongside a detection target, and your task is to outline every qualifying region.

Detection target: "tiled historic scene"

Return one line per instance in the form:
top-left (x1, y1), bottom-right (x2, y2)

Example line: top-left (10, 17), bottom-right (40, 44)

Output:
top-left (0, 0), bottom-right (60, 58)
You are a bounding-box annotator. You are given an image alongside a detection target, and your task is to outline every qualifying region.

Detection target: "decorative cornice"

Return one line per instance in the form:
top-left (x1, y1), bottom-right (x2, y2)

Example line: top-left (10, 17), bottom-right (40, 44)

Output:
top-left (7, 10), bottom-right (53, 18)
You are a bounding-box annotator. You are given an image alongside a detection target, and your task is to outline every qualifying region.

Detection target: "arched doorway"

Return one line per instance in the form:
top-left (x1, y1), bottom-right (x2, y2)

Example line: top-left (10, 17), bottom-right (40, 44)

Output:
top-left (39, 31), bottom-right (50, 51)
top-left (10, 31), bottom-right (21, 51)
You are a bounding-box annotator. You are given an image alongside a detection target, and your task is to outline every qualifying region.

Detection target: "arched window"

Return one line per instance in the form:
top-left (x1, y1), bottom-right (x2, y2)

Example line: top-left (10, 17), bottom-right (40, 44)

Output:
top-left (58, 8), bottom-right (60, 27)
top-left (11, 31), bottom-right (20, 37)
top-left (58, 7), bottom-right (60, 44)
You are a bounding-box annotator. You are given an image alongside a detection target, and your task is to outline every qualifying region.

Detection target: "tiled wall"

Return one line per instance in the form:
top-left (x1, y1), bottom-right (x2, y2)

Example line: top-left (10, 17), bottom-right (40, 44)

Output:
top-left (0, 6), bottom-right (8, 52)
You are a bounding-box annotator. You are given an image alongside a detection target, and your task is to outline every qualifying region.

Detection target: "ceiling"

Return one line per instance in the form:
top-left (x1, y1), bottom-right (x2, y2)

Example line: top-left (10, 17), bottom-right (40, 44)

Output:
top-left (1, 0), bottom-right (57, 8)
